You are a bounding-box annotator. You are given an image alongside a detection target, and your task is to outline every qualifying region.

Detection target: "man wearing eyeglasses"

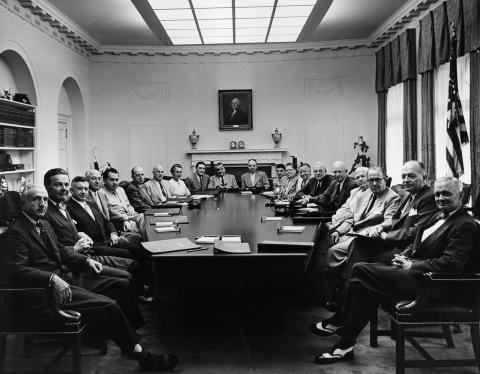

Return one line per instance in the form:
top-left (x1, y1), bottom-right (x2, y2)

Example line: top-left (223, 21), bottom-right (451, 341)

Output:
top-left (318, 166), bottom-right (400, 312)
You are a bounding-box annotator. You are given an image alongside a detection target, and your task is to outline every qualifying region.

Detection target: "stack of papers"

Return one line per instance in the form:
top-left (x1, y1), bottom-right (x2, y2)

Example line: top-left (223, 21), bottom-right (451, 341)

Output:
top-left (279, 225), bottom-right (305, 233)
top-left (155, 221), bottom-right (174, 227)
top-left (190, 194), bottom-right (214, 199)
top-left (240, 191), bottom-right (252, 195)
top-left (214, 240), bottom-right (251, 254)
top-left (154, 226), bottom-right (180, 233)
top-left (154, 212), bottom-right (171, 217)
top-left (220, 235), bottom-right (241, 242)
top-left (261, 216), bottom-right (283, 222)
top-left (141, 238), bottom-right (199, 254)
top-left (195, 235), bottom-right (220, 244)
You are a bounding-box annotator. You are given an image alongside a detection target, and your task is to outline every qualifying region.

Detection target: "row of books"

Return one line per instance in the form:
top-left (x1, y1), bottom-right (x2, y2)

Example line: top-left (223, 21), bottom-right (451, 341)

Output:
top-left (0, 127), bottom-right (34, 147)
top-left (0, 103), bottom-right (35, 126)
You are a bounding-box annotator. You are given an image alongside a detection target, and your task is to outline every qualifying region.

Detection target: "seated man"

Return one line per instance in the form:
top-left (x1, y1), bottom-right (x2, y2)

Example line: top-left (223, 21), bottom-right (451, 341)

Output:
top-left (240, 158), bottom-right (270, 191)
top-left (2, 185), bottom-right (179, 371)
top-left (207, 163), bottom-right (239, 190)
top-left (271, 163), bottom-right (286, 188)
top-left (279, 163), bottom-right (301, 199)
top-left (312, 176), bottom-right (479, 365)
top-left (85, 169), bottom-right (110, 220)
top-left (142, 165), bottom-right (172, 204)
top-left (315, 161), bottom-right (356, 211)
top-left (320, 166), bottom-right (399, 307)
top-left (126, 166), bottom-right (158, 213)
top-left (102, 168), bottom-right (147, 240)
top-left (167, 164), bottom-right (191, 197)
top-left (295, 162), bottom-right (335, 204)
top-left (185, 161), bottom-right (210, 193)
top-left (297, 163), bottom-right (312, 190)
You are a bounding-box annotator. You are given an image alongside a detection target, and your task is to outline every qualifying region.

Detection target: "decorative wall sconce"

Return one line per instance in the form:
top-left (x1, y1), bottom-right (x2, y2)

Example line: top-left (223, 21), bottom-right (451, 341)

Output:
top-left (189, 129), bottom-right (199, 150)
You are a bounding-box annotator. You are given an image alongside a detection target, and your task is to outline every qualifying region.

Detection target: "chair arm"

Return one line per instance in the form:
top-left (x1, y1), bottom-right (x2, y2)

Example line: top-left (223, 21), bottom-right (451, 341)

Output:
top-left (395, 272), bottom-right (480, 312)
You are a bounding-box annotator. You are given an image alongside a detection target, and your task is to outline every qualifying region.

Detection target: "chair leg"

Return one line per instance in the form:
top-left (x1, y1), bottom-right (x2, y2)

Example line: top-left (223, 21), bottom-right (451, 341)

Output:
top-left (0, 335), bottom-right (6, 370)
top-left (390, 319), bottom-right (398, 340)
top-left (470, 325), bottom-right (480, 371)
top-left (72, 334), bottom-right (82, 374)
top-left (442, 325), bottom-right (455, 348)
top-left (396, 325), bottom-right (405, 374)
top-left (370, 307), bottom-right (378, 347)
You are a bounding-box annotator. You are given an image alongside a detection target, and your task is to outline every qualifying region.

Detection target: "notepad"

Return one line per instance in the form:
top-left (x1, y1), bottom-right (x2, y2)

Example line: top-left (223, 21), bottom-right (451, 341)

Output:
top-left (150, 216), bottom-right (189, 225)
top-left (279, 225), bottom-right (305, 233)
top-left (261, 216), bottom-right (283, 222)
top-left (214, 240), bottom-right (251, 254)
top-left (154, 226), bottom-right (179, 233)
top-left (155, 221), bottom-right (174, 227)
top-left (141, 238), bottom-right (199, 254)
top-left (154, 212), bottom-right (171, 217)
top-left (195, 235), bottom-right (220, 244)
top-left (220, 235), bottom-right (241, 242)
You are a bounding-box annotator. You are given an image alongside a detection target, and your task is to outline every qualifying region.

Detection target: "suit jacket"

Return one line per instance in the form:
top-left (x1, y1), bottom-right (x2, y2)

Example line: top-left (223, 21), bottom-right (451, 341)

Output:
top-left (87, 189), bottom-right (110, 220)
top-left (66, 199), bottom-right (115, 244)
top-left (45, 202), bottom-right (79, 246)
top-left (240, 171), bottom-right (270, 190)
top-left (330, 187), bottom-right (366, 229)
top-left (317, 176), bottom-right (357, 211)
top-left (336, 187), bottom-right (400, 235)
top-left (207, 174), bottom-right (239, 189)
top-left (384, 185), bottom-right (439, 247)
top-left (279, 175), bottom-right (301, 197)
top-left (126, 181), bottom-right (153, 213)
top-left (295, 174), bottom-right (335, 203)
top-left (2, 215), bottom-right (88, 287)
top-left (142, 179), bottom-right (171, 204)
top-left (402, 208), bottom-right (479, 275)
top-left (185, 173), bottom-right (210, 193)
top-left (224, 109), bottom-right (249, 126)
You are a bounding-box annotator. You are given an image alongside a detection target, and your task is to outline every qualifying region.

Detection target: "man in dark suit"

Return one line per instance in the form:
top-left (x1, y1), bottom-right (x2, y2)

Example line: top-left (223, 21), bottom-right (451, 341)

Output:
top-left (240, 158), bottom-right (270, 191)
top-left (224, 97), bottom-right (249, 126)
top-left (2, 185), bottom-right (178, 371)
top-left (316, 161), bottom-right (356, 211)
top-left (311, 176), bottom-right (479, 365)
top-left (185, 161), bottom-right (210, 193)
top-left (295, 162), bottom-right (335, 204)
top-left (85, 169), bottom-right (111, 219)
top-left (126, 166), bottom-right (159, 213)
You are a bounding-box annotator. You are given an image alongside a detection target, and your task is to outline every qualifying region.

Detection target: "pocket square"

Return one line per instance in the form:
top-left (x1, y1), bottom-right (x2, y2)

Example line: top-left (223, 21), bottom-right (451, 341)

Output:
top-left (408, 208), bottom-right (418, 216)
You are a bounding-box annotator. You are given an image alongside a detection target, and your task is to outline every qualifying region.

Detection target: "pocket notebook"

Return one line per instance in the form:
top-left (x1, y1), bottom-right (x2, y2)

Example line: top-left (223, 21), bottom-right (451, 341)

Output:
top-left (141, 238), bottom-right (200, 254)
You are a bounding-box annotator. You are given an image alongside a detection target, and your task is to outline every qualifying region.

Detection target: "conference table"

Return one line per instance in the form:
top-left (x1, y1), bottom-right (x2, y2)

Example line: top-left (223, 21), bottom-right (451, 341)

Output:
top-left (143, 192), bottom-right (321, 331)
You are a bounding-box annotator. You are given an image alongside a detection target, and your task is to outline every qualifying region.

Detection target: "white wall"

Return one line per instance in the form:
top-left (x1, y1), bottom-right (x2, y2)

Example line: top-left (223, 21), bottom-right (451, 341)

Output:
top-left (0, 4), bottom-right (90, 182)
top-left (90, 50), bottom-right (377, 178)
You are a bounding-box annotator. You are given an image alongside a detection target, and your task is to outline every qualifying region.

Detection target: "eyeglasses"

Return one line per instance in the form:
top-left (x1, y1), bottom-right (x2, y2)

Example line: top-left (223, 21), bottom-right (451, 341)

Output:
top-left (367, 178), bottom-right (384, 184)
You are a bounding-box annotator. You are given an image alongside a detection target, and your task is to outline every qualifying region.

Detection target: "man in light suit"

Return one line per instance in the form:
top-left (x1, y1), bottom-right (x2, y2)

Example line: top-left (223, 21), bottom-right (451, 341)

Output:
top-left (2, 185), bottom-right (179, 371)
top-left (85, 169), bottom-right (110, 220)
top-left (185, 161), bottom-right (210, 193)
top-left (320, 166), bottom-right (399, 306)
top-left (207, 163), bottom-right (239, 190)
top-left (312, 177), bottom-right (479, 365)
top-left (142, 165), bottom-right (172, 204)
top-left (240, 158), bottom-right (270, 191)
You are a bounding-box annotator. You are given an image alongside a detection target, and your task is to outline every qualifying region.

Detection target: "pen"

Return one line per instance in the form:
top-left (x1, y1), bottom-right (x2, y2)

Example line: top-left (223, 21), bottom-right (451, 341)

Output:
top-left (187, 247), bottom-right (208, 253)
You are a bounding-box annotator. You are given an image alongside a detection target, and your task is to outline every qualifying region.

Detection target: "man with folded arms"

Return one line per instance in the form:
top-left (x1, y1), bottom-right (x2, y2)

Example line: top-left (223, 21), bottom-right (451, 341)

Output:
top-left (240, 158), bottom-right (270, 191)
top-left (315, 161), bottom-right (356, 212)
top-left (102, 168), bottom-right (147, 240)
top-left (311, 176), bottom-right (479, 365)
top-left (319, 166), bottom-right (399, 310)
top-left (126, 166), bottom-right (159, 213)
top-left (143, 165), bottom-right (172, 204)
top-left (207, 162), bottom-right (239, 190)
top-left (185, 161), bottom-right (210, 193)
top-left (2, 185), bottom-right (179, 371)
top-left (295, 162), bottom-right (334, 204)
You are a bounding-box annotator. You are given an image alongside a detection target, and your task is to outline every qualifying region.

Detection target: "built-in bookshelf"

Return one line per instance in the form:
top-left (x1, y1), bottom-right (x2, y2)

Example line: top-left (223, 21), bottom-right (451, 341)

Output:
top-left (0, 98), bottom-right (35, 190)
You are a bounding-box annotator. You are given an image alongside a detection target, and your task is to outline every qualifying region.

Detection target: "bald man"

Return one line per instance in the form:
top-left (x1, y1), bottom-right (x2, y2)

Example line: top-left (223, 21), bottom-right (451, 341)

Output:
top-left (125, 166), bottom-right (157, 213)
top-left (315, 161), bottom-right (356, 211)
top-left (295, 162), bottom-right (335, 204)
top-left (85, 169), bottom-right (110, 220)
top-left (142, 165), bottom-right (172, 204)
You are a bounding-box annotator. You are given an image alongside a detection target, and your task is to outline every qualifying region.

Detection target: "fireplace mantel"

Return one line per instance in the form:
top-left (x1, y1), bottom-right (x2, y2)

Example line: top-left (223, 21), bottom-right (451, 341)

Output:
top-left (186, 148), bottom-right (288, 172)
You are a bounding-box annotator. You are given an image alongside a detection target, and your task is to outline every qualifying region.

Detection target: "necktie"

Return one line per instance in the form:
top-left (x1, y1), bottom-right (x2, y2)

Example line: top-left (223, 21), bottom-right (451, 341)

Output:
top-left (159, 181), bottom-right (167, 198)
top-left (58, 202), bottom-right (68, 218)
top-left (364, 195), bottom-right (377, 216)
top-left (82, 201), bottom-right (95, 220)
top-left (401, 194), bottom-right (414, 215)
top-left (93, 192), bottom-right (102, 210)
top-left (222, 177), bottom-right (225, 187)
top-left (35, 221), bottom-right (49, 247)
top-left (200, 175), bottom-right (203, 188)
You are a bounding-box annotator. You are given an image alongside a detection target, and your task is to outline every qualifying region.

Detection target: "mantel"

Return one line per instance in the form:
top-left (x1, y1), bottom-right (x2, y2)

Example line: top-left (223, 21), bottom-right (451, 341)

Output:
top-left (186, 149), bottom-right (287, 155)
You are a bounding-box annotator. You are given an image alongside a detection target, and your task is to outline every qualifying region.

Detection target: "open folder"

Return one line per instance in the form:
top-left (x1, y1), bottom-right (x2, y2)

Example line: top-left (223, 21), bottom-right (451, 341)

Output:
top-left (141, 238), bottom-right (200, 254)
top-left (214, 239), bottom-right (251, 254)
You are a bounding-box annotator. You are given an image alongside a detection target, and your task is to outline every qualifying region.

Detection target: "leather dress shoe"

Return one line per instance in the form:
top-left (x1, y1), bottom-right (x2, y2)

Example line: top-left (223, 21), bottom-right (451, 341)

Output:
top-left (136, 351), bottom-right (179, 372)
top-left (325, 301), bottom-right (338, 312)
top-left (309, 321), bottom-right (343, 337)
top-left (314, 345), bottom-right (354, 365)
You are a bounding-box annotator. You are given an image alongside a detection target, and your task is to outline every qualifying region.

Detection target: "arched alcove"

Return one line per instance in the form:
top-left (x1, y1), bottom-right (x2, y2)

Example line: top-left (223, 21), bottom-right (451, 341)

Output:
top-left (57, 77), bottom-right (87, 176)
top-left (0, 49), bottom-right (37, 191)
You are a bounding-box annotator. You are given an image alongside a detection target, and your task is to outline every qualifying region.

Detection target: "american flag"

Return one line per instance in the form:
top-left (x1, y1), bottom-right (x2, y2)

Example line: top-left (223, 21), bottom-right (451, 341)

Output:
top-left (446, 25), bottom-right (469, 178)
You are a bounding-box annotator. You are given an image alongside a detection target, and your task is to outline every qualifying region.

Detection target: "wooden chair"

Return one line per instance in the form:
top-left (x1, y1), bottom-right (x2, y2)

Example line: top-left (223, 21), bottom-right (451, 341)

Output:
top-left (0, 284), bottom-right (85, 374)
top-left (370, 271), bottom-right (480, 374)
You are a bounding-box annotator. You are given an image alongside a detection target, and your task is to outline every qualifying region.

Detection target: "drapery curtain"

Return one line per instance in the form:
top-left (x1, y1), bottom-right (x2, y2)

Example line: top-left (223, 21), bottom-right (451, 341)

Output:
top-left (470, 50), bottom-right (480, 201)
top-left (377, 91), bottom-right (387, 169)
top-left (421, 72), bottom-right (436, 182)
top-left (385, 83), bottom-right (404, 184)
top-left (403, 79), bottom-right (417, 162)
top-left (433, 53), bottom-right (471, 184)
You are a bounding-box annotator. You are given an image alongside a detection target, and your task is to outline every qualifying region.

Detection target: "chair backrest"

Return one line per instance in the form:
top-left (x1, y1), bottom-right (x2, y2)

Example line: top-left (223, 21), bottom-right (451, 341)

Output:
top-left (119, 180), bottom-right (130, 190)
top-left (462, 183), bottom-right (471, 206)
top-left (0, 191), bottom-right (21, 227)
top-left (472, 189), bottom-right (480, 219)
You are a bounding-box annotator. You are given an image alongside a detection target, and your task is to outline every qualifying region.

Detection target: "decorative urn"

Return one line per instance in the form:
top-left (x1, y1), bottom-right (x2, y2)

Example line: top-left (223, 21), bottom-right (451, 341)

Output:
top-left (272, 128), bottom-right (282, 148)
top-left (189, 129), bottom-right (199, 150)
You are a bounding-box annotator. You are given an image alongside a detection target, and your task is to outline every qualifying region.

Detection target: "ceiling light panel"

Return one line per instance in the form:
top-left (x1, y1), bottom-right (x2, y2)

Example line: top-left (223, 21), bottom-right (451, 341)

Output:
top-left (235, 28), bottom-right (268, 36)
top-left (271, 16), bottom-right (308, 27)
top-left (160, 19), bottom-right (198, 29)
top-left (198, 19), bottom-right (232, 29)
top-left (192, 0), bottom-right (230, 8)
top-left (236, 0), bottom-right (274, 7)
top-left (195, 7), bottom-right (232, 20)
top-left (148, 0), bottom-right (190, 9)
top-left (170, 36), bottom-right (202, 45)
top-left (276, 0), bottom-right (316, 5)
top-left (269, 26), bottom-right (303, 35)
top-left (202, 28), bottom-right (233, 37)
top-left (274, 5), bottom-right (314, 17)
top-left (236, 6), bottom-right (272, 18)
top-left (236, 35), bottom-right (266, 43)
top-left (236, 18), bottom-right (270, 28)
top-left (203, 36), bottom-right (233, 44)
top-left (154, 9), bottom-right (193, 21)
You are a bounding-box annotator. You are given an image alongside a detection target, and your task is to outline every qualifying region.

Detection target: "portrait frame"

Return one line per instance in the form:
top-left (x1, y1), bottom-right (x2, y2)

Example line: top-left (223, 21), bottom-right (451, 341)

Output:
top-left (219, 89), bottom-right (253, 131)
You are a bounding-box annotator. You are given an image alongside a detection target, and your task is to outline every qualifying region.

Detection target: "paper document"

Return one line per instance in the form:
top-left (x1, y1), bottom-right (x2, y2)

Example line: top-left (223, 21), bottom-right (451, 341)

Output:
top-left (220, 235), bottom-right (241, 242)
top-left (196, 235), bottom-right (220, 244)
top-left (154, 226), bottom-right (179, 233)
top-left (141, 238), bottom-right (199, 254)
top-left (279, 225), bottom-right (305, 233)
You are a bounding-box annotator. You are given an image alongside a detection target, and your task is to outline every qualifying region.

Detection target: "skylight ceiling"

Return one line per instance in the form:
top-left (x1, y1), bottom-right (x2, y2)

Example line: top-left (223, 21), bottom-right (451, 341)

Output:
top-left (148, 0), bottom-right (317, 45)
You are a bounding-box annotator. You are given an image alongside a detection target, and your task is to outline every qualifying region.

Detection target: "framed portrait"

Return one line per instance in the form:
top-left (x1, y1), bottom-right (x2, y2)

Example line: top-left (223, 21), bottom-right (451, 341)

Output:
top-left (219, 89), bottom-right (252, 131)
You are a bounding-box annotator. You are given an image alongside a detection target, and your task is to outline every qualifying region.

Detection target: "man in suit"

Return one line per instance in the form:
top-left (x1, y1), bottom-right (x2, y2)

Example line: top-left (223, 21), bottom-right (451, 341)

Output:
top-left (126, 166), bottom-right (158, 213)
top-left (320, 166), bottom-right (399, 307)
top-left (101, 168), bottom-right (147, 240)
top-left (85, 169), bottom-right (110, 220)
top-left (143, 164), bottom-right (172, 204)
top-left (185, 161), bottom-right (210, 193)
top-left (295, 162), bottom-right (335, 204)
top-left (315, 161), bottom-right (356, 211)
top-left (279, 163), bottom-right (301, 198)
top-left (2, 185), bottom-right (179, 371)
top-left (271, 163), bottom-right (286, 189)
top-left (297, 163), bottom-right (312, 190)
top-left (207, 163), bottom-right (239, 190)
top-left (224, 97), bottom-right (249, 127)
top-left (312, 176), bottom-right (479, 365)
top-left (240, 158), bottom-right (270, 191)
